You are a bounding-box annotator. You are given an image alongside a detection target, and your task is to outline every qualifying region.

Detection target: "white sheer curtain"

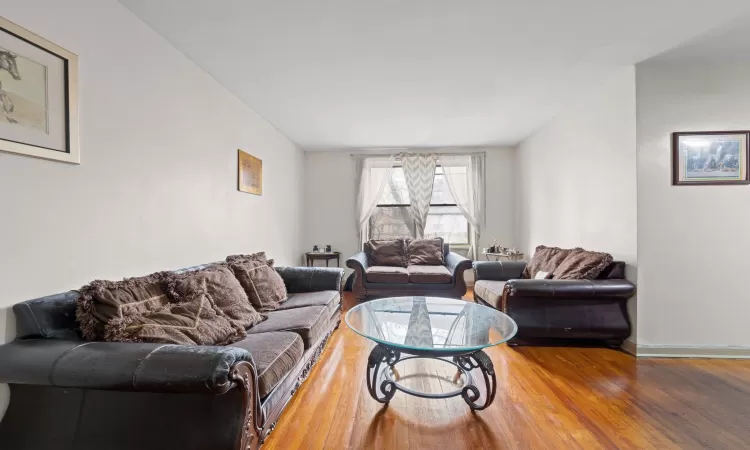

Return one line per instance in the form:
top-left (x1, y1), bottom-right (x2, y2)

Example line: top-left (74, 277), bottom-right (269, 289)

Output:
top-left (401, 153), bottom-right (437, 238)
top-left (355, 155), bottom-right (397, 248)
top-left (439, 154), bottom-right (485, 260)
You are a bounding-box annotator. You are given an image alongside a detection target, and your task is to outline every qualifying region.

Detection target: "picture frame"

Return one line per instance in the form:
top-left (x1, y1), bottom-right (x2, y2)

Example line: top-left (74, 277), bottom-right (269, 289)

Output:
top-left (0, 16), bottom-right (79, 164)
top-left (671, 131), bottom-right (750, 185)
top-left (237, 149), bottom-right (262, 195)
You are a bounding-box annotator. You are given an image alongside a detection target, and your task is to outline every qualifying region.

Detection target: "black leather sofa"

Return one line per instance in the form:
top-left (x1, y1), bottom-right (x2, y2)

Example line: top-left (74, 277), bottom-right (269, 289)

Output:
top-left (346, 243), bottom-right (472, 300)
top-left (472, 260), bottom-right (635, 347)
top-left (0, 265), bottom-right (343, 450)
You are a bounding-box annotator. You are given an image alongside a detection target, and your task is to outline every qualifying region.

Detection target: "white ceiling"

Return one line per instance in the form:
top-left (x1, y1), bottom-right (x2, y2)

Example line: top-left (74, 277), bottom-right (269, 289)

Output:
top-left (120, 0), bottom-right (750, 150)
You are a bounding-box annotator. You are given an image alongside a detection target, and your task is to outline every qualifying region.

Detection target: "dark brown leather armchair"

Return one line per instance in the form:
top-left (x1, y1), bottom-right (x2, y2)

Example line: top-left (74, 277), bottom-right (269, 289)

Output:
top-left (472, 260), bottom-right (635, 347)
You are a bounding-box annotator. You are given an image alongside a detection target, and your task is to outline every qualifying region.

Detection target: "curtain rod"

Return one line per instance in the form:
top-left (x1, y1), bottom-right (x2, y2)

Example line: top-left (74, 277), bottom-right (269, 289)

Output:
top-left (349, 150), bottom-right (487, 157)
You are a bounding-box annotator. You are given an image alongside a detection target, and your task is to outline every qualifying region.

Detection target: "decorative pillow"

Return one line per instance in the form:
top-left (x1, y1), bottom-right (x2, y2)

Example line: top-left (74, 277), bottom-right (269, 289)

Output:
top-left (76, 272), bottom-right (172, 341)
top-left (109, 292), bottom-right (246, 346)
top-left (229, 259), bottom-right (288, 312)
top-left (168, 264), bottom-right (265, 329)
top-left (522, 245), bottom-right (573, 279)
top-left (534, 270), bottom-right (551, 280)
top-left (406, 238), bottom-right (444, 266)
top-left (365, 239), bottom-right (407, 267)
top-left (552, 248), bottom-right (613, 280)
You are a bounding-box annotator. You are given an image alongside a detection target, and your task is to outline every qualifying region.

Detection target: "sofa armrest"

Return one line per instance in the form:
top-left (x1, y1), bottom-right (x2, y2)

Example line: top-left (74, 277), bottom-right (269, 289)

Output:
top-left (445, 252), bottom-right (471, 279)
top-left (0, 339), bottom-right (255, 394)
top-left (505, 279), bottom-right (635, 299)
top-left (473, 261), bottom-right (527, 281)
top-left (276, 266), bottom-right (343, 293)
top-left (345, 251), bottom-right (369, 272)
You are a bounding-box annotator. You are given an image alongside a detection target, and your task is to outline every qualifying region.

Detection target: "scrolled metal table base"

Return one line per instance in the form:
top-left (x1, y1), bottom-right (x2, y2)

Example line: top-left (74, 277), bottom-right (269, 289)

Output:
top-left (365, 344), bottom-right (497, 410)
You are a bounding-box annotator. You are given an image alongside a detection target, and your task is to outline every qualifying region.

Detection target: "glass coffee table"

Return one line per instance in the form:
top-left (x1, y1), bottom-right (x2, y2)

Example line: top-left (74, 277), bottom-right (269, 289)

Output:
top-left (345, 296), bottom-right (517, 410)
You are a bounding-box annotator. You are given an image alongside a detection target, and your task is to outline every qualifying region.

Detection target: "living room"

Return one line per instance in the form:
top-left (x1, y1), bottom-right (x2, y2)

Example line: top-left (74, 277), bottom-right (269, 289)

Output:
top-left (1, 1), bottom-right (749, 449)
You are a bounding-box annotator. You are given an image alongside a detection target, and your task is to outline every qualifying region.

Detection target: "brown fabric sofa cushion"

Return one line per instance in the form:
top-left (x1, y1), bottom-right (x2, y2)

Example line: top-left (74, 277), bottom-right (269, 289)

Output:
top-left (168, 265), bottom-right (265, 329)
top-left (247, 306), bottom-right (328, 349)
top-left (229, 259), bottom-right (288, 312)
top-left (552, 248), bottom-right (614, 280)
top-left (365, 239), bottom-right (407, 267)
top-left (522, 245), bottom-right (573, 279)
top-left (407, 265), bottom-right (452, 284)
top-left (226, 252), bottom-right (274, 267)
top-left (366, 266), bottom-right (409, 283)
top-left (111, 292), bottom-right (246, 345)
top-left (406, 238), bottom-right (444, 266)
top-left (76, 272), bottom-right (172, 341)
top-left (474, 280), bottom-right (506, 309)
top-left (230, 332), bottom-right (304, 398)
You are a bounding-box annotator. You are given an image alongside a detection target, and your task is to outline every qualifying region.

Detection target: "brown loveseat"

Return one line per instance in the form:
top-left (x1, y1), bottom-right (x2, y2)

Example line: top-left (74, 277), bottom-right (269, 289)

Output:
top-left (473, 246), bottom-right (635, 347)
top-left (0, 262), bottom-right (343, 450)
top-left (346, 238), bottom-right (472, 300)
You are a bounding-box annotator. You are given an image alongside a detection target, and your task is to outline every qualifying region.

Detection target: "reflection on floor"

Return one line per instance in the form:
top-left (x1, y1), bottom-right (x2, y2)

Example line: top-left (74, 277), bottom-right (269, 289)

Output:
top-left (262, 290), bottom-right (750, 450)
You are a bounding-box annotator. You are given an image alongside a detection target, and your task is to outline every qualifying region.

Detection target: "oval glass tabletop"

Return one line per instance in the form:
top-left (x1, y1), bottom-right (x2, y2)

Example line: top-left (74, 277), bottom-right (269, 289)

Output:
top-left (345, 296), bottom-right (517, 354)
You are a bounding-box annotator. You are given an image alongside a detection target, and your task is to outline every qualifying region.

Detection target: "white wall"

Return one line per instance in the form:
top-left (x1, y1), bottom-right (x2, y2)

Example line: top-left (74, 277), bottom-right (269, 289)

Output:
top-left (302, 148), bottom-right (517, 281)
top-left (0, 0), bottom-right (305, 417)
top-left (516, 67), bottom-right (638, 340)
top-left (636, 61), bottom-right (750, 348)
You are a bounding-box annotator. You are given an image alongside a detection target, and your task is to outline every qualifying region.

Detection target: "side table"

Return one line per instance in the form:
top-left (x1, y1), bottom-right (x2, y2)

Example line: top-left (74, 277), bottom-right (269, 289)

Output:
top-left (306, 252), bottom-right (341, 267)
top-left (483, 252), bottom-right (525, 262)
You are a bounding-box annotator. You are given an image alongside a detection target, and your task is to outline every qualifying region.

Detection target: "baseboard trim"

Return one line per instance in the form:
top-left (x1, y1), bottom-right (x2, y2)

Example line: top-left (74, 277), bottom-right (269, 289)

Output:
top-left (624, 343), bottom-right (750, 359)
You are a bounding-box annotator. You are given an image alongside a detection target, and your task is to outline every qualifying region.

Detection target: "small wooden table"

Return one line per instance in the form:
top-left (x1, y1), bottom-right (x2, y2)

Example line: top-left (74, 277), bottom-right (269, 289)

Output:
top-left (306, 252), bottom-right (341, 267)
top-left (483, 252), bottom-right (525, 262)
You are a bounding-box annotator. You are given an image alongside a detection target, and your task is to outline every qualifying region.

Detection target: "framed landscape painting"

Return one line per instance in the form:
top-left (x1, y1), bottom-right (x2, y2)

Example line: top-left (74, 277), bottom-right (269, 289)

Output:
top-left (672, 131), bottom-right (750, 185)
top-left (238, 150), bottom-right (262, 195)
top-left (0, 16), bottom-right (79, 164)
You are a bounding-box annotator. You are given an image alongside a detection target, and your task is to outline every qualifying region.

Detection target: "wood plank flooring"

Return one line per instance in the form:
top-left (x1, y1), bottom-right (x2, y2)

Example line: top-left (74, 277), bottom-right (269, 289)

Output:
top-left (263, 291), bottom-right (750, 450)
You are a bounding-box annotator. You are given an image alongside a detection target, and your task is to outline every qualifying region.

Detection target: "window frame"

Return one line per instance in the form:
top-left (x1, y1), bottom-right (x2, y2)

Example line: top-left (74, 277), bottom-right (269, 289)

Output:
top-left (371, 165), bottom-right (470, 245)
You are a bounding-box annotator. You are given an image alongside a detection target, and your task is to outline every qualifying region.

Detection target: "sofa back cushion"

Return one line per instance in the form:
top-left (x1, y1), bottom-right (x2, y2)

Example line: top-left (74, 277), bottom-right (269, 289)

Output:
top-left (14, 291), bottom-right (80, 340)
top-left (229, 259), bottom-right (288, 312)
top-left (522, 246), bottom-right (572, 279)
top-left (406, 237), bottom-right (445, 266)
top-left (597, 261), bottom-right (626, 279)
top-left (76, 272), bottom-right (172, 341)
top-left (365, 239), bottom-right (407, 267)
top-left (168, 264), bottom-right (266, 329)
top-left (552, 249), bottom-right (613, 280)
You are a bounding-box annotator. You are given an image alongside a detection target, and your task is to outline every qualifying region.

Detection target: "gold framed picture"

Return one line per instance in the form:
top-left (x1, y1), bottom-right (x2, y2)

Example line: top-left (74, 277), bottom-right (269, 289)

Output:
top-left (238, 149), bottom-right (262, 195)
top-left (0, 16), bottom-right (80, 164)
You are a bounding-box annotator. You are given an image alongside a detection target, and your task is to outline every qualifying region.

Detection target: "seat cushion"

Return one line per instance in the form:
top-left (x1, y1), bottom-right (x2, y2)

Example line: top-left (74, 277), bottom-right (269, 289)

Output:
top-left (474, 280), bottom-right (506, 309)
top-left (277, 291), bottom-right (340, 318)
top-left (366, 266), bottom-right (409, 283)
top-left (407, 265), bottom-right (452, 284)
top-left (229, 332), bottom-right (303, 398)
top-left (247, 306), bottom-right (328, 349)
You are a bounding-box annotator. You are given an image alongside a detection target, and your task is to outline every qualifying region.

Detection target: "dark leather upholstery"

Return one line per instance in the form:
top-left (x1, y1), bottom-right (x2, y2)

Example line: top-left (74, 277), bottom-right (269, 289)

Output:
top-left (472, 260), bottom-right (635, 345)
top-left (346, 244), bottom-right (471, 300)
top-left (0, 264), bottom-right (343, 450)
top-left (0, 339), bottom-right (254, 394)
top-left (275, 266), bottom-right (343, 293)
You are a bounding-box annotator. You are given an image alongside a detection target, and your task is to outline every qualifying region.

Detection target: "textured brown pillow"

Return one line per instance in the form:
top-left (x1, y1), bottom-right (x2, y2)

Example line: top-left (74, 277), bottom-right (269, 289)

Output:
top-left (110, 293), bottom-right (246, 346)
top-left (552, 248), bottom-right (613, 280)
top-left (76, 272), bottom-right (172, 341)
top-left (229, 259), bottom-right (288, 312)
top-left (168, 265), bottom-right (265, 329)
top-left (522, 245), bottom-right (573, 279)
top-left (406, 238), bottom-right (444, 265)
top-left (227, 252), bottom-right (274, 267)
top-left (366, 239), bottom-right (407, 267)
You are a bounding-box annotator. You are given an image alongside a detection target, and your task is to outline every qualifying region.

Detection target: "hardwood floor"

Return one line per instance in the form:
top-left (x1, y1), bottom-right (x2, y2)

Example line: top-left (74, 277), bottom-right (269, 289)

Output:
top-left (263, 291), bottom-right (750, 450)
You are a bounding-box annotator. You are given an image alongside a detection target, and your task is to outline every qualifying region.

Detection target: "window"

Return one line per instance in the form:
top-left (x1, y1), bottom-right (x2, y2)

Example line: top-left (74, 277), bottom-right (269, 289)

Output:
top-left (369, 166), bottom-right (469, 244)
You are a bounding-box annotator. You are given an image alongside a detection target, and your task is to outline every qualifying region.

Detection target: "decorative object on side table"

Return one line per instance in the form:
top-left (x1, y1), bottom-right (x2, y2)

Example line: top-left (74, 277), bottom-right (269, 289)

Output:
top-left (346, 297), bottom-right (517, 410)
top-left (672, 131), bottom-right (750, 185)
top-left (237, 149), bottom-right (263, 195)
top-left (306, 250), bottom-right (340, 267)
top-left (0, 16), bottom-right (79, 164)
top-left (325, 244), bottom-right (332, 252)
top-left (312, 245), bottom-right (319, 252)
